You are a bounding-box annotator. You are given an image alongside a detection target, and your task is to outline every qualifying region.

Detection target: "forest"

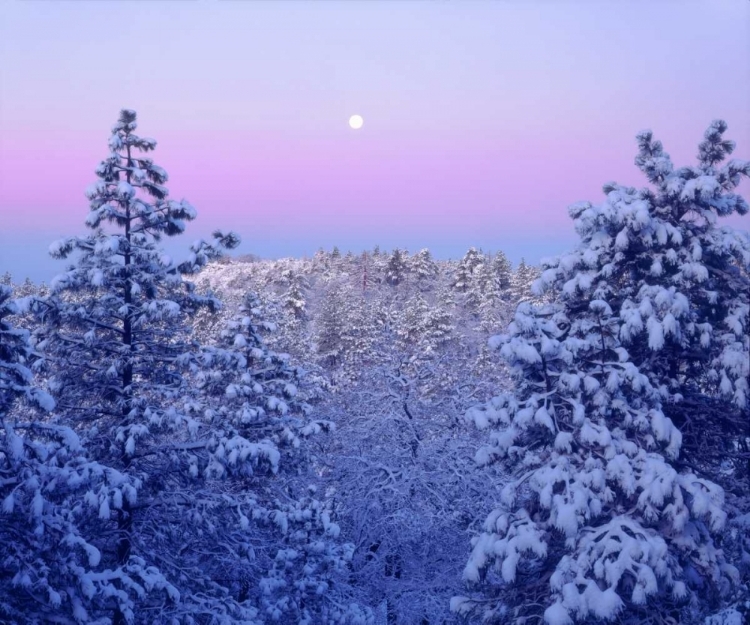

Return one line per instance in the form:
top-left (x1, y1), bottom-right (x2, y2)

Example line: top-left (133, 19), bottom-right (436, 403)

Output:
top-left (1, 110), bottom-right (748, 625)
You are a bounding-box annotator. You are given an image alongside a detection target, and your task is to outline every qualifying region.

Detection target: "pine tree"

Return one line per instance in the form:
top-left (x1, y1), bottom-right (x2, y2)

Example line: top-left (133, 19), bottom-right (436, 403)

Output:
top-left (315, 281), bottom-right (379, 379)
top-left (510, 257), bottom-right (539, 303)
top-left (315, 283), bottom-right (350, 367)
top-left (455, 120), bottom-right (749, 624)
top-left (1, 285), bottom-right (172, 622)
top-left (313, 247), bottom-right (329, 273)
top-left (15, 277), bottom-right (39, 299)
top-left (396, 294), bottom-right (431, 349)
top-left (345, 295), bottom-right (379, 372)
top-left (492, 250), bottom-right (513, 294)
top-left (361, 251), bottom-right (370, 293)
top-left (386, 249), bottom-right (409, 286)
top-left (181, 292), bottom-right (371, 623)
top-left (410, 248), bottom-right (439, 286)
top-left (454, 247), bottom-right (485, 293)
top-left (456, 301), bottom-right (730, 624)
top-left (33, 109), bottom-right (244, 621)
top-left (466, 255), bottom-right (498, 316)
top-left (475, 260), bottom-right (509, 335)
top-left (281, 269), bottom-right (307, 320)
top-left (534, 120), bottom-right (750, 491)
top-left (422, 300), bottom-right (454, 359)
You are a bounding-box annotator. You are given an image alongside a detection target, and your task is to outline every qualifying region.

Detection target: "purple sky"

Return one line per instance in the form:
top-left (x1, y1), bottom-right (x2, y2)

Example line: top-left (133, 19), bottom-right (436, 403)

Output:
top-left (1, 0), bottom-right (749, 282)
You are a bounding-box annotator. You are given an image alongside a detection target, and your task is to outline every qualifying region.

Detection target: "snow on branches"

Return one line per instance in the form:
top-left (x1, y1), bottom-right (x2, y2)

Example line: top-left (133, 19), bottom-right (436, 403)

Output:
top-left (457, 120), bottom-right (749, 624)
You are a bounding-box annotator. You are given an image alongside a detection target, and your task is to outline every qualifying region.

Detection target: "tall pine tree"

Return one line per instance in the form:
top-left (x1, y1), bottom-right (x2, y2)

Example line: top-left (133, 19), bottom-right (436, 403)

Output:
top-left (33, 109), bottom-right (248, 622)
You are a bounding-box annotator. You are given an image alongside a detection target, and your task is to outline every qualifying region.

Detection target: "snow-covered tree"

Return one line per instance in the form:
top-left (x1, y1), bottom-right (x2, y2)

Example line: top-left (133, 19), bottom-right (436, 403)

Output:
top-left (466, 256), bottom-right (500, 318)
top-left (394, 289), bottom-right (457, 371)
top-left (454, 247), bottom-right (485, 293)
top-left (13, 277), bottom-right (41, 299)
top-left (281, 269), bottom-right (307, 320)
top-left (32, 109), bottom-right (249, 622)
top-left (422, 298), bottom-right (454, 360)
top-left (177, 292), bottom-right (372, 623)
top-left (38, 108), bottom-right (239, 433)
top-left (534, 120), bottom-right (750, 493)
top-left (491, 251), bottom-right (513, 294)
top-left (510, 257), bottom-right (539, 303)
top-left (395, 294), bottom-right (431, 349)
top-left (385, 249), bottom-right (409, 287)
top-left (360, 251), bottom-right (371, 293)
top-left (1, 285), bottom-right (175, 623)
top-left (315, 283), bottom-right (351, 368)
top-left (456, 299), bottom-right (732, 624)
top-left (456, 120), bottom-right (749, 624)
top-left (315, 281), bottom-right (380, 378)
top-left (410, 248), bottom-right (439, 286)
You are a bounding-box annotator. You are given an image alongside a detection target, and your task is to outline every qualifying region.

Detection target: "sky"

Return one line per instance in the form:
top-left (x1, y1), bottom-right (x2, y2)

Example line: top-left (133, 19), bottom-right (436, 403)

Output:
top-left (1, 0), bottom-right (749, 283)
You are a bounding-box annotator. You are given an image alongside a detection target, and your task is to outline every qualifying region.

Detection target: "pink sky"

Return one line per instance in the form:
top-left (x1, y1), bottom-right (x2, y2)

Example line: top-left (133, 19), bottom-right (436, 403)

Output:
top-left (1, 0), bottom-right (748, 281)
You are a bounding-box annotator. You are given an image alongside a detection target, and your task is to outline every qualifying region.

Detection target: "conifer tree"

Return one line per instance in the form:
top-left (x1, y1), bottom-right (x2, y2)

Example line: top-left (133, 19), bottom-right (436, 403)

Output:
top-left (281, 269), bottom-right (307, 320)
top-left (466, 255), bottom-right (498, 316)
top-left (510, 257), bottom-right (538, 303)
top-left (454, 247), bottom-right (485, 293)
top-left (534, 120), bottom-right (750, 490)
top-left (33, 109), bottom-right (245, 621)
top-left (1, 285), bottom-right (172, 622)
top-left (315, 283), bottom-right (350, 367)
top-left (410, 248), bottom-right (439, 286)
top-left (456, 299), bottom-right (730, 624)
top-left (180, 292), bottom-right (371, 623)
top-left (312, 248), bottom-right (329, 273)
top-left (492, 251), bottom-right (513, 294)
top-left (455, 120), bottom-right (749, 624)
top-left (15, 277), bottom-right (39, 299)
top-left (396, 294), bottom-right (431, 349)
top-left (422, 300), bottom-right (454, 359)
top-left (476, 260), bottom-right (510, 335)
top-left (315, 281), bottom-right (380, 378)
top-left (386, 249), bottom-right (409, 286)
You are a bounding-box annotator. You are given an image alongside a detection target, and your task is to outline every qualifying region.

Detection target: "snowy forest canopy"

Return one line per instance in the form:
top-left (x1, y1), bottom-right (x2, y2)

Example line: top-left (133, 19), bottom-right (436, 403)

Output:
top-left (1, 110), bottom-right (748, 625)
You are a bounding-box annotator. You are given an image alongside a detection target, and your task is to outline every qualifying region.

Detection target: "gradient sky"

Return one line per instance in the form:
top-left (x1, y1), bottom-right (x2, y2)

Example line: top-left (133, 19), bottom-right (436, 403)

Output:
top-left (1, 0), bottom-right (749, 282)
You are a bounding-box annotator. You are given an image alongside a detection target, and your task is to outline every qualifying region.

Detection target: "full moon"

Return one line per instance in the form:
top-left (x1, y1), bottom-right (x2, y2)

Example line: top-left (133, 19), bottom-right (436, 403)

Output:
top-left (348, 114), bottom-right (364, 130)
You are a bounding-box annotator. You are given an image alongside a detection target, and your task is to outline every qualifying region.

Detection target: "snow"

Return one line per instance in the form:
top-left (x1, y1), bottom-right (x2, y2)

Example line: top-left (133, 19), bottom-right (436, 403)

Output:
top-left (2, 493), bottom-right (14, 514)
top-left (544, 602), bottom-right (573, 625)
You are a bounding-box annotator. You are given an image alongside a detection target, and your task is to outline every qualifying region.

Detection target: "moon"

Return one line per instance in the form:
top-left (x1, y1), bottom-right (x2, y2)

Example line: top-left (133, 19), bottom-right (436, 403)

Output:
top-left (348, 114), bottom-right (364, 130)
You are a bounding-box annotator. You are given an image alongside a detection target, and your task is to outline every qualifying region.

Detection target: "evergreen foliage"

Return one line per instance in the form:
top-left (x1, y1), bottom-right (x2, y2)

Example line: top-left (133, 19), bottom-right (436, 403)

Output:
top-left (456, 120), bottom-right (750, 624)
